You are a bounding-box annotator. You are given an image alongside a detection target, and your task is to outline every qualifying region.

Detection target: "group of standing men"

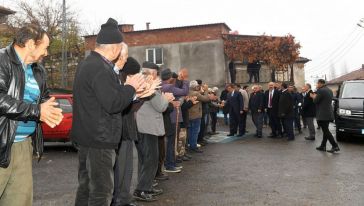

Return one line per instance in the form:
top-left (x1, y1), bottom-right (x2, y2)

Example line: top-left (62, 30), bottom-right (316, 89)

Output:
top-left (222, 79), bottom-right (340, 153)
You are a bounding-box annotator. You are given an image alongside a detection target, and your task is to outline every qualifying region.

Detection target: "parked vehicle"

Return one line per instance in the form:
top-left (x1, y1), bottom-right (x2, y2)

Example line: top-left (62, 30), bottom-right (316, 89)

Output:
top-left (334, 80), bottom-right (364, 141)
top-left (41, 94), bottom-right (73, 142)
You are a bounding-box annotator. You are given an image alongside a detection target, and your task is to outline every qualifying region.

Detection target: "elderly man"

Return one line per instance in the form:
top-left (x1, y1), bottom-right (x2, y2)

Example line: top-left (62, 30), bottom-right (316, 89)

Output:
top-left (72, 18), bottom-right (146, 206)
top-left (0, 24), bottom-right (63, 206)
top-left (264, 82), bottom-right (281, 138)
top-left (302, 83), bottom-right (316, 141)
top-left (160, 68), bottom-right (189, 173)
top-left (310, 79), bottom-right (340, 153)
top-left (133, 62), bottom-right (174, 202)
top-left (249, 85), bottom-right (265, 138)
top-left (188, 80), bottom-right (212, 153)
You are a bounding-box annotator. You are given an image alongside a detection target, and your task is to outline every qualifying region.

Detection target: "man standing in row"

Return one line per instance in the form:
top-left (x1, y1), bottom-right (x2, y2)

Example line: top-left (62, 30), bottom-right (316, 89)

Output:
top-left (134, 62), bottom-right (174, 201)
top-left (278, 83), bottom-right (295, 141)
top-left (238, 85), bottom-right (249, 135)
top-left (264, 82), bottom-right (281, 138)
top-left (301, 83), bottom-right (316, 141)
top-left (226, 84), bottom-right (244, 137)
top-left (72, 18), bottom-right (146, 206)
top-left (0, 24), bottom-right (64, 206)
top-left (249, 85), bottom-right (264, 138)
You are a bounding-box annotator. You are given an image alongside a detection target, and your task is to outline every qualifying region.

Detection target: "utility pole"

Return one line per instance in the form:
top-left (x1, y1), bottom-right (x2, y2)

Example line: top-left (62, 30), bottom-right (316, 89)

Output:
top-left (61, 0), bottom-right (68, 89)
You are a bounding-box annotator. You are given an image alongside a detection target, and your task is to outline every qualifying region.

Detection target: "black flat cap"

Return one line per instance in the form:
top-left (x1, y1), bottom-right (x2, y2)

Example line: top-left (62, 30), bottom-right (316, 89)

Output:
top-left (142, 61), bottom-right (159, 70)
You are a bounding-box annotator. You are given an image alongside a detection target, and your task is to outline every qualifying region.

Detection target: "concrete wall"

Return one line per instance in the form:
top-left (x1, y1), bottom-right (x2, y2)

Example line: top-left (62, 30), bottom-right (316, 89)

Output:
top-left (128, 39), bottom-right (227, 87)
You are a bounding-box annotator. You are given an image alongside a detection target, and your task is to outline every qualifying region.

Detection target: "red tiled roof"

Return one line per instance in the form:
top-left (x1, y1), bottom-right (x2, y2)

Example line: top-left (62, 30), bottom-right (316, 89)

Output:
top-left (327, 67), bottom-right (364, 85)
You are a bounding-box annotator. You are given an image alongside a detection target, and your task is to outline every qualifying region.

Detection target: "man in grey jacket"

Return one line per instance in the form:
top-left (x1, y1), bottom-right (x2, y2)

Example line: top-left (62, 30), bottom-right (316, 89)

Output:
top-left (310, 79), bottom-right (340, 153)
top-left (133, 62), bottom-right (174, 202)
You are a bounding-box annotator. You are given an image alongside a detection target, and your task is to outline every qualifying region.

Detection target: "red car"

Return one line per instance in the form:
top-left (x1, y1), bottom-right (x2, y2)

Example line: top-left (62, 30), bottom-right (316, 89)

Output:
top-left (42, 94), bottom-right (73, 142)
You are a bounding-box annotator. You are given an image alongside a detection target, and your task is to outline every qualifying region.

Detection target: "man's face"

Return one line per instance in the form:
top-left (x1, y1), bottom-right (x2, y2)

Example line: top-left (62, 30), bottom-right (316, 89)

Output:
top-left (316, 82), bottom-right (323, 89)
top-left (288, 86), bottom-right (294, 92)
top-left (302, 86), bottom-right (307, 92)
top-left (29, 34), bottom-right (50, 63)
top-left (179, 68), bottom-right (189, 80)
top-left (115, 43), bottom-right (128, 69)
top-left (268, 83), bottom-right (274, 90)
top-left (111, 43), bottom-right (123, 61)
top-left (227, 86), bottom-right (233, 93)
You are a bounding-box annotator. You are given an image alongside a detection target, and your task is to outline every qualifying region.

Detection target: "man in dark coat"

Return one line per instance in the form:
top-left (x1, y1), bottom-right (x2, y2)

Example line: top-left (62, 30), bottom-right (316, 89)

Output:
top-left (249, 85), bottom-right (265, 138)
top-left (229, 61), bottom-right (236, 83)
top-left (310, 79), bottom-right (340, 153)
top-left (220, 85), bottom-right (230, 125)
top-left (264, 82), bottom-right (282, 138)
top-left (278, 82), bottom-right (295, 141)
top-left (289, 86), bottom-right (303, 134)
top-left (72, 18), bottom-right (145, 205)
top-left (112, 56), bottom-right (141, 206)
top-left (301, 83), bottom-right (316, 141)
top-left (226, 84), bottom-right (244, 136)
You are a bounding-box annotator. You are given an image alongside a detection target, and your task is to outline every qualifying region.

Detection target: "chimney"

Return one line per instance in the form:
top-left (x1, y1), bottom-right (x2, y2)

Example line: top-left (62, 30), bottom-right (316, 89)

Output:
top-left (146, 22), bottom-right (150, 30)
top-left (118, 24), bottom-right (134, 33)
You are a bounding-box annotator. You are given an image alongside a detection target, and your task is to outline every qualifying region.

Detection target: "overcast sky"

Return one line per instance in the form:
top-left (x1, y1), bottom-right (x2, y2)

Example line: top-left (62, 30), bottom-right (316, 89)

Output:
top-left (4, 0), bottom-right (364, 81)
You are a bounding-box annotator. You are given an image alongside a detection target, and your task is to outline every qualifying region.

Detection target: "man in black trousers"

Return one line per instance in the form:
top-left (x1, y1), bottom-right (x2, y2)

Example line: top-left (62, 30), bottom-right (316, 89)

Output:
top-left (249, 85), bottom-right (265, 138)
top-left (301, 83), bottom-right (316, 141)
top-left (226, 84), bottom-right (244, 137)
top-left (72, 18), bottom-right (146, 206)
top-left (278, 82), bottom-right (295, 141)
top-left (310, 79), bottom-right (340, 153)
top-left (264, 82), bottom-right (281, 138)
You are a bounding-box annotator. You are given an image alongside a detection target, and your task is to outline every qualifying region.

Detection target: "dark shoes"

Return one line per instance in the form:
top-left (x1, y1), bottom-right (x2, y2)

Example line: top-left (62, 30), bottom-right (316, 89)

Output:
top-left (236, 133), bottom-right (245, 137)
top-left (133, 191), bottom-right (157, 202)
top-left (268, 134), bottom-right (277, 138)
top-left (190, 148), bottom-right (203, 153)
top-left (316, 146), bottom-right (326, 152)
top-left (227, 133), bottom-right (235, 137)
top-left (145, 188), bottom-right (163, 196)
top-left (327, 146), bottom-right (340, 153)
top-left (155, 173), bottom-right (169, 181)
top-left (305, 137), bottom-right (315, 141)
top-left (122, 203), bottom-right (137, 206)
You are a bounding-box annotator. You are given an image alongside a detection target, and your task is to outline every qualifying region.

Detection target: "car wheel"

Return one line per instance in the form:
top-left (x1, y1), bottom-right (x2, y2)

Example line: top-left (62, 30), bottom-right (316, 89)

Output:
top-left (336, 130), bottom-right (346, 142)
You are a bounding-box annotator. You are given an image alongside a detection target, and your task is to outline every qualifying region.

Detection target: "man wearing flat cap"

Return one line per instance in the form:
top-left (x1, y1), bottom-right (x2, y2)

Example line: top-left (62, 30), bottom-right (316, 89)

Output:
top-left (160, 68), bottom-right (189, 173)
top-left (71, 18), bottom-right (146, 206)
top-left (133, 62), bottom-right (174, 202)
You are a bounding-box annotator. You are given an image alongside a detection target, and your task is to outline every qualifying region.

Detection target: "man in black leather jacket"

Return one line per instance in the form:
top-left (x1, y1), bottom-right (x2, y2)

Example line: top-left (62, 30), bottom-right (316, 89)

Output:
top-left (0, 25), bottom-right (63, 206)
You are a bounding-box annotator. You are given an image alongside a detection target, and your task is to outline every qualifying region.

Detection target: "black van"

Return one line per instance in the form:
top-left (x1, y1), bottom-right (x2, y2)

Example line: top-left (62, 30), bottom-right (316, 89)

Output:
top-left (334, 80), bottom-right (364, 141)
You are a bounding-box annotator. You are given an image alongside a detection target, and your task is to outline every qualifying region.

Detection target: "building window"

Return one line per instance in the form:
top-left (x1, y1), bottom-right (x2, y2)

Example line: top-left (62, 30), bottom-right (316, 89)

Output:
top-left (146, 48), bottom-right (163, 65)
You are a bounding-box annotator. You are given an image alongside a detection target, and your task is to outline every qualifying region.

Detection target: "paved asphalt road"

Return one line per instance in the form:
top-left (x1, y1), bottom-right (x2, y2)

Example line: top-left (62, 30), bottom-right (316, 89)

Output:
top-left (33, 119), bottom-right (364, 206)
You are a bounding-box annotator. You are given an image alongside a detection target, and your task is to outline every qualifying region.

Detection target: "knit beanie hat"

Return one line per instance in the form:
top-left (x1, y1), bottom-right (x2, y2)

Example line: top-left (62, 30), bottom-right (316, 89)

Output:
top-left (122, 57), bottom-right (140, 75)
top-left (96, 18), bottom-right (123, 44)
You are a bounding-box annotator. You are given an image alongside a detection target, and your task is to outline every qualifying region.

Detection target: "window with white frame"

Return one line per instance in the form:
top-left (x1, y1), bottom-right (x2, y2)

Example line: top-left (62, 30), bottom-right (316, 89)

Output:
top-left (146, 48), bottom-right (163, 65)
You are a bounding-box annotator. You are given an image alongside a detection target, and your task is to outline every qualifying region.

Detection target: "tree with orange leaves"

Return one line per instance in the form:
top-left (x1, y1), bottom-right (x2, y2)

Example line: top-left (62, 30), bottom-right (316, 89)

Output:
top-left (224, 34), bottom-right (301, 82)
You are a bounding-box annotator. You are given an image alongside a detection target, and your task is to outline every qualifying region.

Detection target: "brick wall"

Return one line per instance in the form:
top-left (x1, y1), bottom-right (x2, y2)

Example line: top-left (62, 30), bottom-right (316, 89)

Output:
top-left (84, 24), bottom-right (230, 51)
